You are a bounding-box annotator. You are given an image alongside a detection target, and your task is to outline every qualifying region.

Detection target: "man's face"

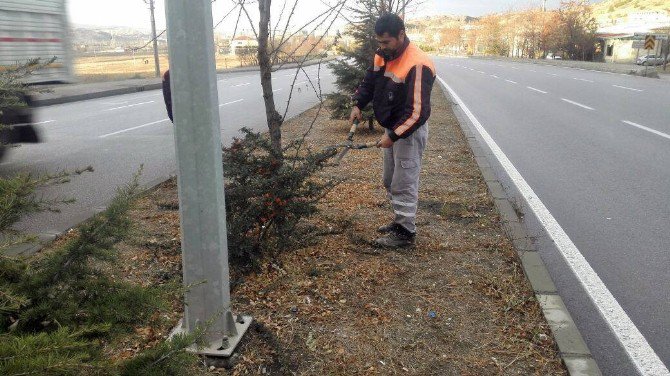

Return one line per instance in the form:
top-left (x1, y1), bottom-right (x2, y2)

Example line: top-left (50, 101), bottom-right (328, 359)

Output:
top-left (376, 30), bottom-right (405, 55)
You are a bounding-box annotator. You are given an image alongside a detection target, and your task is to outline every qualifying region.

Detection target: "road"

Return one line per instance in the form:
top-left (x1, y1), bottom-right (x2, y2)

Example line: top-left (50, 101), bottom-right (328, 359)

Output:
top-left (436, 57), bottom-right (670, 375)
top-left (1, 66), bottom-right (336, 237)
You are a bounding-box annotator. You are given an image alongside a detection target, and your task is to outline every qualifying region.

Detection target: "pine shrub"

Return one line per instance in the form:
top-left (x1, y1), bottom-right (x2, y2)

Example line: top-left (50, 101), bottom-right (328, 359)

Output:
top-left (223, 129), bottom-right (337, 270)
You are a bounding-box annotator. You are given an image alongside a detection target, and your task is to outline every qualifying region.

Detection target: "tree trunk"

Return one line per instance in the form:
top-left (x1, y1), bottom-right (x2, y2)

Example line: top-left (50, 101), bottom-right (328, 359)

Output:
top-left (258, 0), bottom-right (283, 157)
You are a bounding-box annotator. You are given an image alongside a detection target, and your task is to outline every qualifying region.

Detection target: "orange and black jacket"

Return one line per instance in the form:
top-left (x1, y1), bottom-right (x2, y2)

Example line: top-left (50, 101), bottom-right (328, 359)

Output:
top-left (353, 38), bottom-right (436, 141)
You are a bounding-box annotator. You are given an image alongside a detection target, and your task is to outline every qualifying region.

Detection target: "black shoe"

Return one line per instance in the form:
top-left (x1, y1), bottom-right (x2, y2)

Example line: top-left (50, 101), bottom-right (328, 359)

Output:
top-left (373, 227), bottom-right (416, 248)
top-left (377, 222), bottom-right (397, 233)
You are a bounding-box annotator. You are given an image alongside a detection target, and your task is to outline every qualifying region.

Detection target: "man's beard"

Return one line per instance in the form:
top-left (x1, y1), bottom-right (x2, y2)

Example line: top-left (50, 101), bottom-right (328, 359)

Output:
top-left (381, 48), bottom-right (396, 60)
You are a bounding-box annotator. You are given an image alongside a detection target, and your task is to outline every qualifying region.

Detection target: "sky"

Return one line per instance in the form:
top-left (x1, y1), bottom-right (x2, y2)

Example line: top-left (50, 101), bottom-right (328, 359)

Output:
top-left (67, 0), bottom-right (604, 32)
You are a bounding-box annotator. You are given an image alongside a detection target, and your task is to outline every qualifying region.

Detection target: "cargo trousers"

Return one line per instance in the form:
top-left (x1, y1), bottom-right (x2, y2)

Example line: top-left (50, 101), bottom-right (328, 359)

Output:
top-left (382, 124), bottom-right (428, 234)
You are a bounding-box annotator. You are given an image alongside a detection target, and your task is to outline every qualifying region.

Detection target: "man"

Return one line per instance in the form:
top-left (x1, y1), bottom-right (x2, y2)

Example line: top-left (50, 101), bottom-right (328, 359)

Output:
top-left (350, 13), bottom-right (436, 248)
top-left (162, 70), bottom-right (173, 122)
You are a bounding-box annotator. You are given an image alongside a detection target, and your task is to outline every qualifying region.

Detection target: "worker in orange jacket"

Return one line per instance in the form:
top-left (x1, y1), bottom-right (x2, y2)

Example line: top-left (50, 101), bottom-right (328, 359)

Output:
top-left (350, 13), bottom-right (436, 248)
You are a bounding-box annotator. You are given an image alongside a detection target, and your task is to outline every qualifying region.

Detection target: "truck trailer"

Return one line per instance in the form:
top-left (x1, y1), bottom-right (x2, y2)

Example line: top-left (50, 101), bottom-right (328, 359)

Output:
top-left (0, 0), bottom-right (73, 83)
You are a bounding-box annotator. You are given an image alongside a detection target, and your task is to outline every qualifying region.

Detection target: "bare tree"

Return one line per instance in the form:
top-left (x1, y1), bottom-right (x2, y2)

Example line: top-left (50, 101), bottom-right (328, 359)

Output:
top-left (230, 0), bottom-right (345, 157)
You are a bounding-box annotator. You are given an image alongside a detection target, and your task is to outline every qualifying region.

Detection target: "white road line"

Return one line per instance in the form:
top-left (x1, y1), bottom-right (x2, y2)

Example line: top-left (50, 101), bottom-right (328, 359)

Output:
top-left (527, 86), bottom-right (548, 94)
top-left (505, 79), bottom-right (518, 84)
top-left (548, 73), bottom-right (559, 76)
top-left (529, 69), bottom-right (537, 72)
top-left (490, 75), bottom-right (499, 79)
top-left (476, 70), bottom-right (485, 74)
top-left (613, 85), bottom-right (643, 92)
top-left (219, 99), bottom-right (244, 107)
top-left (622, 120), bottom-right (670, 141)
top-left (572, 78), bottom-right (594, 83)
top-left (34, 120), bottom-right (56, 125)
top-left (561, 98), bottom-right (594, 110)
top-left (511, 67), bottom-right (520, 70)
top-left (99, 119), bottom-right (170, 138)
top-left (233, 83), bottom-right (250, 87)
top-left (437, 75), bottom-right (670, 376)
top-left (104, 101), bottom-right (155, 111)
top-left (273, 88), bottom-right (282, 92)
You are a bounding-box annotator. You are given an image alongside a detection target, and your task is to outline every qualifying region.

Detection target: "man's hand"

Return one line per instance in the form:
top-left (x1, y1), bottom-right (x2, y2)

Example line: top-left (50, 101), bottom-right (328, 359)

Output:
top-left (349, 106), bottom-right (362, 124)
top-left (377, 132), bottom-right (394, 148)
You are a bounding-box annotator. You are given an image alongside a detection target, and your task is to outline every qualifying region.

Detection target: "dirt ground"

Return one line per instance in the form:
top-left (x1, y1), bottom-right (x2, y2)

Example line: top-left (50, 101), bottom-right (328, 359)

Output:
top-left (104, 86), bottom-right (567, 375)
top-left (74, 54), bottom-right (244, 82)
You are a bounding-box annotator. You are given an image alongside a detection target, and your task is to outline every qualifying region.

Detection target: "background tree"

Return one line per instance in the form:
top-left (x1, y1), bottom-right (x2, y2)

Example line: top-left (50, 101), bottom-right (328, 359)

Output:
top-left (558, 0), bottom-right (598, 60)
top-left (440, 25), bottom-right (463, 54)
top-left (233, 0), bottom-right (345, 157)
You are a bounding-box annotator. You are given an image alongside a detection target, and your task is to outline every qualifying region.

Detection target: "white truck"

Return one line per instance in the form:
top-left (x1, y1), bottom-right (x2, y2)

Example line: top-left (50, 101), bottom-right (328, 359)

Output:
top-left (0, 0), bottom-right (73, 83)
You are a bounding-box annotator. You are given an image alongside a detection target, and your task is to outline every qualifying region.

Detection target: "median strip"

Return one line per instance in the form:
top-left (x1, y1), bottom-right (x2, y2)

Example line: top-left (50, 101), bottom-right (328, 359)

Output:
top-left (622, 120), bottom-right (670, 141)
top-left (99, 119), bottom-right (170, 138)
top-left (561, 98), bottom-right (594, 110)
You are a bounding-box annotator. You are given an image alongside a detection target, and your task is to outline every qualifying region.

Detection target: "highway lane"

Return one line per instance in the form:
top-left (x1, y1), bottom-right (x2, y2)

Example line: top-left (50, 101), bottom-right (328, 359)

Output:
top-left (2, 66), bottom-right (336, 236)
top-left (436, 57), bottom-right (670, 375)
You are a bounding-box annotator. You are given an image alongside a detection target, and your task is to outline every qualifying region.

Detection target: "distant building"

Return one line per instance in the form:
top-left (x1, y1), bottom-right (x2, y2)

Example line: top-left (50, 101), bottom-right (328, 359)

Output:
top-left (230, 35), bottom-right (258, 55)
top-left (597, 11), bottom-right (670, 64)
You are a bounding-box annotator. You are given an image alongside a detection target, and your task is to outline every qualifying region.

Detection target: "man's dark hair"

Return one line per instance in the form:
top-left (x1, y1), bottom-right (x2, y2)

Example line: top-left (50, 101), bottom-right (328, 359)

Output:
top-left (375, 13), bottom-right (405, 38)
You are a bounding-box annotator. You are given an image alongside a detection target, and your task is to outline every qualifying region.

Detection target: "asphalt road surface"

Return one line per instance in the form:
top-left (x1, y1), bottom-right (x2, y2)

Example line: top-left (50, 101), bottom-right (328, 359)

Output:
top-left (2, 66), bottom-right (336, 237)
top-left (436, 57), bottom-right (670, 376)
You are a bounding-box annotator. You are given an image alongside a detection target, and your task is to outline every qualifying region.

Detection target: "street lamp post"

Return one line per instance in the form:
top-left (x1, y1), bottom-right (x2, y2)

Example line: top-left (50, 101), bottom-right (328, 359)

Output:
top-left (165, 0), bottom-right (251, 357)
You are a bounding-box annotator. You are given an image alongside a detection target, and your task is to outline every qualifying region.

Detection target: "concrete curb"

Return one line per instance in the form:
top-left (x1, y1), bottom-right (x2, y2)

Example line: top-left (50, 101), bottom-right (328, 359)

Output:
top-left (4, 170), bottom-right (177, 258)
top-left (468, 55), bottom-right (660, 78)
top-left (439, 85), bottom-right (603, 376)
top-left (32, 57), bottom-right (338, 108)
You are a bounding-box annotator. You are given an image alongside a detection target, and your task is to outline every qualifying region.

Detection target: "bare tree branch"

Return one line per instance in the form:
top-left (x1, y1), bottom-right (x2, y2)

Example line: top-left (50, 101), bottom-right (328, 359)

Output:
top-left (271, 0), bottom-right (289, 45)
top-left (270, 0), bottom-right (345, 56)
top-left (276, 0), bottom-right (300, 48)
top-left (273, 0), bottom-right (345, 71)
top-left (280, 2), bottom-right (345, 121)
top-left (236, 0), bottom-right (259, 39)
top-left (214, 3), bottom-right (240, 30)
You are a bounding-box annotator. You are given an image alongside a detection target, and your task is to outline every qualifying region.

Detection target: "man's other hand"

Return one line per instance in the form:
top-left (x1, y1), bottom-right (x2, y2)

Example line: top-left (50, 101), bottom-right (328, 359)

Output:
top-left (349, 106), bottom-right (362, 124)
top-left (378, 132), bottom-right (394, 148)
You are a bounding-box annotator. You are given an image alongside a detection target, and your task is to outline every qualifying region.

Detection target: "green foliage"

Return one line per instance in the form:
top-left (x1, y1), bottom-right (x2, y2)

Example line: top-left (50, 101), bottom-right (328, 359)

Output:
top-left (118, 333), bottom-right (201, 376)
top-left (223, 129), bottom-right (336, 270)
top-left (327, 0), bottom-right (380, 122)
top-left (0, 326), bottom-right (105, 376)
top-left (1, 170), bottom-right (161, 334)
top-left (0, 61), bottom-right (201, 374)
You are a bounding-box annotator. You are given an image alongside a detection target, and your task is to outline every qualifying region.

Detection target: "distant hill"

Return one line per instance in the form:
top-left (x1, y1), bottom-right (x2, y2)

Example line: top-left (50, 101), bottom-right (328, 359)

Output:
top-left (593, 0), bottom-right (670, 25)
top-left (72, 25), bottom-right (153, 48)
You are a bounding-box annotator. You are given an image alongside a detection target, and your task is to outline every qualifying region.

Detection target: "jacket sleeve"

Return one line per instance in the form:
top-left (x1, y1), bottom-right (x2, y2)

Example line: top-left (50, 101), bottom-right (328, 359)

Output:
top-left (162, 70), bottom-right (173, 123)
top-left (389, 64), bottom-right (435, 141)
top-left (352, 63), bottom-right (377, 110)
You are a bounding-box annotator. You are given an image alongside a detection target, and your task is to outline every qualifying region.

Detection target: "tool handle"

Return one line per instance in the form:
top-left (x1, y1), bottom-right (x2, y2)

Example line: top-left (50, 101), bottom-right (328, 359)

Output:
top-left (347, 119), bottom-right (360, 141)
top-left (352, 141), bottom-right (379, 149)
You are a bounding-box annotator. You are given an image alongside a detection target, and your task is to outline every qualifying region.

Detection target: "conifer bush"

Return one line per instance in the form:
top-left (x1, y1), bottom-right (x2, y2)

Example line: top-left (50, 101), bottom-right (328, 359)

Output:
top-left (327, 1), bottom-right (380, 129)
top-left (223, 128), bottom-right (337, 270)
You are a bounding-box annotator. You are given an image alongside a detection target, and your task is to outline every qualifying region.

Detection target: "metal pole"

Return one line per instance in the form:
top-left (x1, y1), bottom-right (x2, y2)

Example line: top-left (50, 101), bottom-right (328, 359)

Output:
top-left (149, 0), bottom-right (161, 77)
top-left (165, 0), bottom-right (251, 357)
